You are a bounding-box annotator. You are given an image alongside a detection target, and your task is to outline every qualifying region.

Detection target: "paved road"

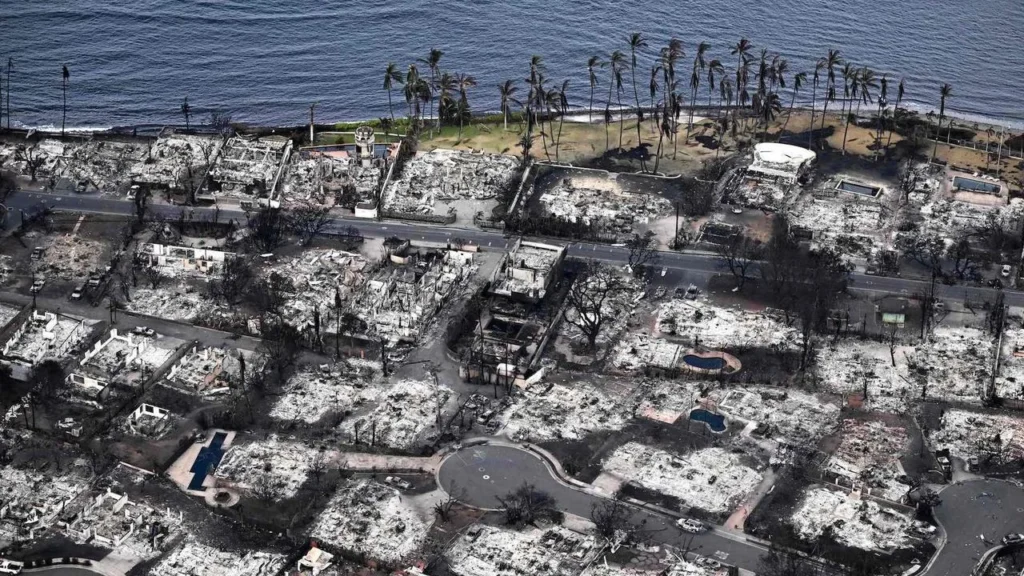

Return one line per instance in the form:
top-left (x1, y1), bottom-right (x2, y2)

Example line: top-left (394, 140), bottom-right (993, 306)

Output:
top-left (7, 189), bottom-right (1022, 308)
top-left (929, 478), bottom-right (1024, 576)
top-left (438, 444), bottom-right (768, 571)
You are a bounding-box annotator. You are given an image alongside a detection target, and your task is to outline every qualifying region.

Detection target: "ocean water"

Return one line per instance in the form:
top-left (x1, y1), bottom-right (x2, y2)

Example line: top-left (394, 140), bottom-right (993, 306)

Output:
top-left (3, 0), bottom-right (1023, 130)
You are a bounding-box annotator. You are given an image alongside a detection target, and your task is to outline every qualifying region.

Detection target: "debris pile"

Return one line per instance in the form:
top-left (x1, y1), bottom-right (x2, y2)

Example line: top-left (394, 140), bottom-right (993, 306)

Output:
top-left (447, 524), bottom-right (597, 576)
top-left (612, 334), bottom-right (685, 372)
top-left (0, 139), bottom-right (65, 180)
top-left (538, 174), bottom-right (670, 232)
top-left (129, 133), bottom-right (223, 187)
top-left (931, 409), bottom-right (1024, 462)
top-left (209, 135), bottom-right (290, 198)
top-left (602, 444), bottom-right (762, 514)
top-left (281, 150), bottom-right (380, 206)
top-left (165, 345), bottom-right (249, 396)
top-left (653, 300), bottom-right (798, 350)
top-left (336, 378), bottom-right (452, 449)
top-left (814, 339), bottom-right (910, 410)
top-left (150, 539), bottom-right (286, 576)
top-left (2, 312), bottom-right (89, 365)
top-left (126, 285), bottom-right (225, 323)
top-left (711, 386), bottom-right (840, 445)
top-left (35, 235), bottom-right (106, 281)
top-left (790, 197), bottom-right (886, 250)
top-left (0, 466), bottom-right (90, 544)
top-left (311, 479), bottom-right (425, 563)
top-left (216, 436), bottom-right (318, 499)
top-left (995, 327), bottom-right (1024, 400)
top-left (903, 327), bottom-right (993, 404)
top-left (825, 420), bottom-right (909, 502)
top-left (635, 379), bottom-right (710, 424)
top-left (498, 381), bottom-right (636, 441)
top-left (266, 249), bottom-right (371, 332)
top-left (385, 149), bottom-right (517, 215)
top-left (269, 363), bottom-right (381, 424)
top-left (790, 487), bottom-right (913, 552)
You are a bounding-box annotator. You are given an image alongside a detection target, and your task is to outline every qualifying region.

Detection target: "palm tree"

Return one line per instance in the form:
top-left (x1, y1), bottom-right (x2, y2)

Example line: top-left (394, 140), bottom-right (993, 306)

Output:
top-left (60, 64), bottom-right (70, 136)
top-left (705, 59), bottom-right (724, 118)
top-left (932, 83), bottom-right (953, 163)
top-left (839, 62), bottom-right (855, 125)
top-left (719, 78), bottom-right (734, 157)
top-left (686, 41), bottom-right (710, 143)
top-left (985, 126), bottom-right (995, 171)
top-left (886, 78), bottom-right (905, 150)
top-left (648, 65), bottom-right (661, 134)
top-left (383, 63), bottom-right (403, 122)
top-left (781, 71), bottom-right (806, 134)
top-left (808, 61), bottom-right (823, 148)
top-left (403, 65), bottom-right (421, 119)
top-left (587, 56), bottom-right (603, 124)
top-left (844, 67), bottom-right (877, 155)
top-left (627, 33), bottom-right (648, 142)
top-left (730, 39), bottom-right (753, 135)
top-left (418, 49), bottom-right (444, 128)
top-left (875, 74), bottom-right (889, 149)
top-left (606, 50), bottom-right (628, 150)
top-left (758, 92), bottom-right (783, 142)
top-left (455, 73), bottom-right (476, 141)
top-left (526, 55), bottom-right (546, 142)
top-left (498, 80), bottom-right (518, 131)
top-left (819, 49), bottom-right (842, 131)
top-left (4, 58), bottom-right (11, 129)
top-left (180, 96), bottom-right (191, 130)
top-left (550, 80), bottom-right (570, 162)
top-left (436, 72), bottom-right (456, 126)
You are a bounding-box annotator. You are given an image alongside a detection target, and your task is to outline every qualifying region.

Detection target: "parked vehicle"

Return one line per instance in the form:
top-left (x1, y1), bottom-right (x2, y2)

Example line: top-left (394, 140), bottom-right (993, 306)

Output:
top-left (70, 284), bottom-right (84, 300)
top-left (1002, 533), bottom-right (1024, 545)
top-left (385, 476), bottom-right (412, 491)
top-left (30, 279), bottom-right (45, 293)
top-left (675, 518), bottom-right (704, 533)
top-left (131, 326), bottom-right (156, 337)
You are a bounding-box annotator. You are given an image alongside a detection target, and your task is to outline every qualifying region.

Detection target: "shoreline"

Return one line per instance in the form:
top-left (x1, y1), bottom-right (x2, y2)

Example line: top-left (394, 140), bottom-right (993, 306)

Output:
top-left (6, 103), bottom-right (1023, 137)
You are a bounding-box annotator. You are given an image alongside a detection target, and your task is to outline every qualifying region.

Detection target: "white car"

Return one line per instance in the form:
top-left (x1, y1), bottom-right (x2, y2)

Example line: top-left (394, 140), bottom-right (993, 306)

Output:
top-left (132, 326), bottom-right (156, 337)
top-left (1002, 264), bottom-right (1012, 278)
top-left (385, 476), bottom-right (412, 491)
top-left (676, 518), bottom-right (704, 533)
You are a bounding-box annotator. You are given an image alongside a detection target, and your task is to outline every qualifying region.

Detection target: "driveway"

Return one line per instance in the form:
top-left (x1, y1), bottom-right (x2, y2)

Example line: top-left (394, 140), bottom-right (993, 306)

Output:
top-left (928, 478), bottom-right (1024, 576)
top-left (438, 444), bottom-right (768, 572)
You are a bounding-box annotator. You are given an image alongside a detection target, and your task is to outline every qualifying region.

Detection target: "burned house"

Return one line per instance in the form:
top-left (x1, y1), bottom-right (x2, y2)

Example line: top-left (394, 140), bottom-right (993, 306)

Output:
top-left (208, 135), bottom-right (291, 200)
top-left (490, 240), bottom-right (565, 304)
top-left (140, 242), bottom-right (234, 276)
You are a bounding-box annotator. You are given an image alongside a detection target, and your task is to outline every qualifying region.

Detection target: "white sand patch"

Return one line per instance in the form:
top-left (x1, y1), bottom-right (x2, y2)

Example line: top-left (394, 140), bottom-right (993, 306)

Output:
top-left (311, 479), bottom-right (425, 563)
top-left (790, 487), bottom-right (913, 551)
top-left (602, 444), bottom-right (762, 514)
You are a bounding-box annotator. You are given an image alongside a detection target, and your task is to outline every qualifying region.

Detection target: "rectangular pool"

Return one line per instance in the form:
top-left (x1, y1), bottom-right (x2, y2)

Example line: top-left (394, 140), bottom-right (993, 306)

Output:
top-left (836, 180), bottom-right (881, 197)
top-left (953, 176), bottom-right (1001, 194)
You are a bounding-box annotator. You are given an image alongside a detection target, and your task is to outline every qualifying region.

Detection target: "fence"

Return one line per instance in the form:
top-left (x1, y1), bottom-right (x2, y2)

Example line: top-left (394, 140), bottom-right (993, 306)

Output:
top-left (380, 209), bottom-right (456, 225)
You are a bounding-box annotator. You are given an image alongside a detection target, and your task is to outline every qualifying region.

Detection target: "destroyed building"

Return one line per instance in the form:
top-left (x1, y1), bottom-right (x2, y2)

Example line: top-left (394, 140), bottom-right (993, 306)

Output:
top-left (448, 525), bottom-right (598, 576)
top-left (208, 135), bottom-right (292, 200)
top-left (789, 487), bottom-right (913, 552)
top-left (0, 137), bottom-right (149, 194)
top-left (67, 328), bottom-right (178, 396)
top-left (214, 436), bottom-right (320, 499)
top-left (0, 465), bottom-right (90, 544)
top-left (726, 142), bottom-right (816, 210)
top-left (281, 148), bottom-right (383, 208)
top-left (530, 168), bottom-right (672, 234)
top-left (269, 363), bottom-right (382, 424)
top-left (150, 539), bottom-right (287, 576)
top-left (384, 149), bottom-right (518, 219)
top-left (140, 242), bottom-right (234, 276)
top-left (1, 310), bottom-right (89, 369)
top-left (128, 132), bottom-right (224, 190)
top-left (162, 345), bottom-right (249, 397)
top-left (490, 240), bottom-right (565, 303)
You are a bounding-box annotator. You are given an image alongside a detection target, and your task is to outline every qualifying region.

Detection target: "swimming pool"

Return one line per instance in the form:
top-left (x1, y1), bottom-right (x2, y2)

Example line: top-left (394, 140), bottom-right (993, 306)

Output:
top-left (689, 409), bottom-right (727, 433)
top-left (836, 180), bottom-right (881, 197)
top-left (188, 432), bottom-right (228, 491)
top-left (953, 176), bottom-right (1000, 194)
top-left (682, 355), bottom-right (727, 370)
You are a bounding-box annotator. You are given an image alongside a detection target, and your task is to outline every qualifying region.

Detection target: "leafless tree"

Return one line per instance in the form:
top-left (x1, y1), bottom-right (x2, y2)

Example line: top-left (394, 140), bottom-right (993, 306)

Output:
top-left (887, 322), bottom-right (901, 368)
top-left (14, 144), bottom-right (45, 183)
top-left (626, 230), bottom-right (658, 273)
top-left (256, 322), bottom-right (302, 386)
top-left (434, 481), bottom-right (465, 522)
top-left (497, 482), bottom-right (559, 527)
top-left (247, 207), bottom-right (288, 252)
top-left (175, 139), bottom-right (216, 204)
top-left (210, 256), bottom-right (255, 305)
top-left (715, 234), bottom-right (761, 290)
top-left (208, 110), bottom-right (234, 136)
top-left (563, 262), bottom-right (626, 351)
top-left (248, 474), bottom-right (281, 503)
top-left (289, 203), bottom-right (331, 246)
top-left (590, 498), bottom-right (650, 545)
top-left (0, 170), bottom-right (16, 202)
top-left (309, 450), bottom-right (329, 488)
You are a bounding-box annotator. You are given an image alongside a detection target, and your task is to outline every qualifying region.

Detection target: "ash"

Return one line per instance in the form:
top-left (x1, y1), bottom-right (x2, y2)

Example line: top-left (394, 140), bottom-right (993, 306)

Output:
top-left (602, 444), bottom-right (762, 514)
top-left (150, 538), bottom-right (286, 576)
top-left (790, 487), bottom-right (913, 552)
top-left (310, 478), bottom-right (425, 563)
top-left (498, 381), bottom-right (638, 441)
top-left (336, 378), bottom-right (453, 449)
top-left (269, 362), bottom-right (382, 424)
top-left (448, 524), bottom-right (598, 576)
top-left (931, 408), bottom-right (1024, 462)
top-left (385, 149), bottom-right (518, 216)
top-left (215, 435), bottom-right (318, 499)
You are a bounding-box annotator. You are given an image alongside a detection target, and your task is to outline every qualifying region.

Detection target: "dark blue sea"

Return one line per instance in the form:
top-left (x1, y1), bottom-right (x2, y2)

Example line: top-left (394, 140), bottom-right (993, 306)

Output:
top-left (3, 0), bottom-right (1023, 130)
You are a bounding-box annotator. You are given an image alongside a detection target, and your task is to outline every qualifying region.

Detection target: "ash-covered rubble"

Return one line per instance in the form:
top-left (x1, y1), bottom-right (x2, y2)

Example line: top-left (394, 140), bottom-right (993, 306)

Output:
top-left (537, 174), bottom-right (671, 233)
top-left (209, 135), bottom-right (291, 198)
top-left (790, 487), bottom-right (914, 552)
top-left (310, 478), bottom-right (425, 564)
top-left (269, 362), bottom-right (382, 424)
top-left (931, 408), bottom-right (1024, 462)
top-left (215, 435), bottom-right (319, 499)
top-left (149, 538), bottom-right (287, 576)
top-left (128, 133), bottom-right (223, 188)
top-left (497, 380), bottom-right (637, 441)
top-left (385, 149), bottom-right (518, 215)
top-left (448, 524), bottom-right (599, 576)
top-left (824, 419), bottom-right (910, 502)
top-left (336, 378), bottom-right (453, 449)
top-left (281, 149), bottom-right (382, 207)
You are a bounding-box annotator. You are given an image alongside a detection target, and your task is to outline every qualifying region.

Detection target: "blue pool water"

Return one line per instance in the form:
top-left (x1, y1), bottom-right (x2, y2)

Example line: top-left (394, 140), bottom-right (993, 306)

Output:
top-left (689, 409), bottom-right (727, 433)
top-left (953, 176), bottom-right (1001, 194)
top-left (682, 355), bottom-right (727, 371)
top-left (188, 432), bottom-right (228, 491)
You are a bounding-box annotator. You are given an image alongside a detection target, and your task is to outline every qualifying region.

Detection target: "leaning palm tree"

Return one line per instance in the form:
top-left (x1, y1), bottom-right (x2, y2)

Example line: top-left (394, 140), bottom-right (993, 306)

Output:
top-left (807, 61), bottom-right (823, 148)
top-left (730, 39), bottom-right (752, 135)
top-left (498, 80), bottom-right (518, 131)
top-left (819, 49), bottom-right (842, 131)
top-left (758, 92), bottom-right (783, 142)
top-left (931, 83), bottom-right (953, 163)
top-left (60, 64), bottom-right (70, 136)
top-left (839, 62), bottom-right (855, 125)
top-left (686, 41), bottom-right (710, 143)
top-left (383, 63), bottom-right (403, 122)
top-left (875, 74), bottom-right (889, 148)
top-left (705, 59), bottom-right (724, 119)
top-left (648, 65), bottom-right (661, 134)
top-left (526, 55), bottom-right (546, 142)
top-left (843, 67), bottom-right (877, 155)
top-left (886, 78), bottom-right (906, 150)
top-left (627, 33), bottom-right (648, 141)
top-left (781, 71), bottom-right (806, 134)
top-left (587, 56), bottom-right (603, 124)
top-left (718, 78), bottom-right (734, 156)
top-left (606, 50), bottom-right (628, 151)
top-left (418, 49), bottom-right (444, 129)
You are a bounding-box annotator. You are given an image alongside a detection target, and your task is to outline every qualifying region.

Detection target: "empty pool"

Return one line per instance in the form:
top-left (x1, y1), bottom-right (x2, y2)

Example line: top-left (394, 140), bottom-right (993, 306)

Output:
top-left (953, 176), bottom-right (1001, 195)
top-left (690, 409), bottom-right (727, 433)
top-left (188, 432), bottom-right (228, 491)
top-left (836, 180), bottom-right (881, 197)
top-left (682, 355), bottom-right (727, 370)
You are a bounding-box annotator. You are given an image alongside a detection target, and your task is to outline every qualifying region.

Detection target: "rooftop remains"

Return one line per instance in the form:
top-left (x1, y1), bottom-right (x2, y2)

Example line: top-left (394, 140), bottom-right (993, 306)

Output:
top-left (311, 478), bottom-right (425, 563)
top-left (269, 363), bottom-right (381, 424)
top-left (448, 524), bottom-right (598, 576)
top-left (150, 538), bottom-right (286, 576)
top-left (931, 408), bottom-right (1024, 462)
top-left (281, 148), bottom-right (381, 207)
top-left (215, 435), bottom-right (319, 499)
top-left (128, 133), bottom-right (223, 187)
top-left (0, 466), bottom-right (91, 544)
top-left (491, 240), bottom-right (565, 302)
top-left (498, 380), bottom-right (638, 441)
top-left (709, 386), bottom-right (841, 446)
top-left (602, 444), bottom-right (762, 514)
top-left (164, 345), bottom-right (248, 396)
top-left (385, 148), bottom-right (518, 216)
top-left (825, 419), bottom-right (909, 502)
top-left (209, 135), bottom-right (291, 197)
top-left (790, 487), bottom-right (913, 552)
top-left (337, 378), bottom-right (453, 449)
top-left (537, 172), bottom-right (671, 233)
top-left (2, 311), bottom-right (90, 366)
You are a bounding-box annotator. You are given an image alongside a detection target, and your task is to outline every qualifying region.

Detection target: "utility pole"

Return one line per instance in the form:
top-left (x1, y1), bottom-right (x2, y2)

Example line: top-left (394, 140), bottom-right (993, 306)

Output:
top-left (673, 201), bottom-right (680, 249)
